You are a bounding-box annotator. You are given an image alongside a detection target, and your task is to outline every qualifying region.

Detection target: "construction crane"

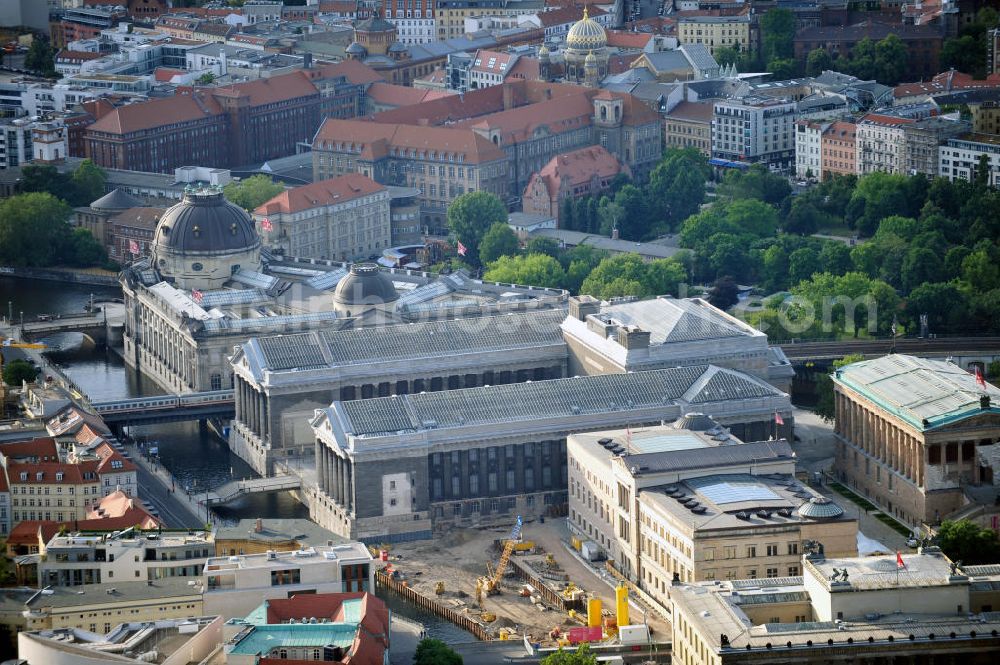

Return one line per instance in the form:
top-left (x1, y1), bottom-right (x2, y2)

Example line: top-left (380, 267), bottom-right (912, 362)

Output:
top-left (478, 515), bottom-right (523, 600)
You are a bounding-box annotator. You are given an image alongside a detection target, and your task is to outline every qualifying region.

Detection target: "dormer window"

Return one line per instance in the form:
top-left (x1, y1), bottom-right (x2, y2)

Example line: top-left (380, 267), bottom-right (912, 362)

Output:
top-left (56, 472), bottom-right (64, 481)
top-left (19, 472), bottom-right (27, 481)
top-left (36, 472), bottom-right (43, 481)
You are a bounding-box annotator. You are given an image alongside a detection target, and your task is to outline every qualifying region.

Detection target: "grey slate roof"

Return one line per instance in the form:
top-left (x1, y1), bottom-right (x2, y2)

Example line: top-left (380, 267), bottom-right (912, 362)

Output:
top-left (679, 43), bottom-right (718, 74)
top-left (642, 50), bottom-right (690, 73)
top-left (339, 365), bottom-right (782, 436)
top-left (622, 439), bottom-right (793, 474)
top-left (90, 188), bottom-right (144, 211)
top-left (246, 309), bottom-right (567, 373)
top-left (600, 298), bottom-right (756, 345)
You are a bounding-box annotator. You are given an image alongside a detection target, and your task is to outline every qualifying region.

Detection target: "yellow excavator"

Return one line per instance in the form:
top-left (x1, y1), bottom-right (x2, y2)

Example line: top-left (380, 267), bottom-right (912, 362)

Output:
top-left (477, 515), bottom-right (523, 606)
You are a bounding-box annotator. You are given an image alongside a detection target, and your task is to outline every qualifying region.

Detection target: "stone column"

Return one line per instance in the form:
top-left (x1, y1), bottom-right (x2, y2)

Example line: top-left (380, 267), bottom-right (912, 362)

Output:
top-left (234, 378), bottom-right (242, 422)
top-left (316, 441), bottom-right (326, 490)
top-left (345, 460), bottom-right (353, 512)
top-left (333, 455), bottom-right (343, 504)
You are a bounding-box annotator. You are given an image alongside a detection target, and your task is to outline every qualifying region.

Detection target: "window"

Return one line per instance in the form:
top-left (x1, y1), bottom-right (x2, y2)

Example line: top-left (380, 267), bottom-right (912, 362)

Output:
top-left (788, 542), bottom-right (798, 555)
top-left (746, 545), bottom-right (757, 558)
top-left (788, 565), bottom-right (799, 576)
top-left (766, 544), bottom-right (778, 557)
top-left (766, 567), bottom-right (778, 578)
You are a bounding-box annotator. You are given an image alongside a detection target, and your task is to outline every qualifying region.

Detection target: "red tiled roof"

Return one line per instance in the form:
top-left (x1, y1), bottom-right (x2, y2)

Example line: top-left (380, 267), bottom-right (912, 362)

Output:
top-left (893, 70), bottom-right (1000, 98)
top-left (256, 174), bottom-right (385, 215)
top-left (470, 49), bottom-right (516, 75)
top-left (823, 120), bottom-right (856, 140)
top-left (7, 462), bottom-right (95, 485)
top-left (154, 67), bottom-right (188, 82)
top-left (0, 437), bottom-right (60, 463)
top-left (860, 113), bottom-right (915, 126)
top-left (606, 30), bottom-right (652, 50)
top-left (505, 57), bottom-right (539, 82)
top-left (319, 0), bottom-right (359, 13)
top-left (94, 444), bottom-right (137, 475)
top-left (313, 119), bottom-right (507, 164)
top-left (211, 70), bottom-right (319, 105)
top-left (87, 490), bottom-right (161, 527)
top-left (537, 4), bottom-right (605, 27)
top-left (74, 424), bottom-right (106, 447)
top-left (7, 521), bottom-right (61, 547)
top-left (366, 82), bottom-right (451, 108)
top-left (454, 93), bottom-right (595, 142)
top-left (311, 59), bottom-right (384, 85)
top-left (534, 145), bottom-right (624, 198)
top-left (666, 100), bottom-right (714, 123)
top-left (109, 207), bottom-right (166, 230)
top-left (87, 92), bottom-right (223, 135)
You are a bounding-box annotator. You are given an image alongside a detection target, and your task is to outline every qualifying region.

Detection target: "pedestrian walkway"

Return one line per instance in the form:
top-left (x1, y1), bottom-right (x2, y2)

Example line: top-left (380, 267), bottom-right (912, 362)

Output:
top-left (123, 438), bottom-right (216, 526)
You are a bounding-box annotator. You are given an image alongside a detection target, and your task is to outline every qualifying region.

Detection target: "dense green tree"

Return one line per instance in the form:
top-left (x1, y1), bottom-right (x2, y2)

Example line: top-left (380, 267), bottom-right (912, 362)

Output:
top-left (760, 244), bottom-right (790, 292)
top-left (223, 174), bottom-right (284, 212)
top-left (20, 163), bottom-right (69, 200)
top-left (0, 193), bottom-right (73, 267)
top-left (25, 38), bottom-right (56, 77)
top-left (708, 276), bottom-right (740, 310)
top-left (847, 172), bottom-right (914, 236)
top-left (70, 160), bottom-right (107, 206)
top-left (760, 8), bottom-right (795, 63)
top-left (560, 198), bottom-right (575, 230)
top-left (680, 199), bottom-right (779, 248)
top-left (705, 232), bottom-right (755, 282)
top-left (791, 272), bottom-right (900, 338)
top-left (716, 164), bottom-right (791, 206)
top-left (873, 34), bottom-right (908, 86)
top-left (818, 242), bottom-right (852, 276)
top-left (478, 222), bottom-right (520, 264)
top-left (540, 645), bottom-right (598, 665)
top-left (646, 148), bottom-right (709, 232)
top-left (3, 359), bottom-right (39, 387)
top-left (598, 185), bottom-right (649, 240)
top-left (941, 34), bottom-right (988, 79)
top-left (196, 72), bottom-right (216, 84)
top-left (814, 353), bottom-right (865, 421)
top-left (579, 253), bottom-right (683, 300)
top-left (644, 258), bottom-right (688, 296)
top-left (446, 191), bottom-right (507, 266)
top-left (483, 253), bottom-right (565, 289)
top-left (767, 58), bottom-right (798, 80)
top-left (936, 520), bottom-right (1000, 565)
top-left (847, 37), bottom-right (877, 80)
top-left (526, 236), bottom-right (560, 257)
top-left (714, 46), bottom-right (741, 67)
top-left (784, 197), bottom-right (824, 235)
top-left (413, 638), bottom-right (463, 665)
top-left (66, 228), bottom-right (107, 268)
top-left (788, 247), bottom-right (820, 284)
top-left (904, 282), bottom-right (969, 336)
top-left (900, 246), bottom-right (943, 293)
top-left (806, 47), bottom-right (833, 76)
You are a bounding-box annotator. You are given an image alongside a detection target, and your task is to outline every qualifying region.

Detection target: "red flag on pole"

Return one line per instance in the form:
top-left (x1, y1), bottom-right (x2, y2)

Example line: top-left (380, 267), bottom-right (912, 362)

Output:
top-left (191, 289), bottom-right (203, 304)
top-left (261, 217), bottom-right (273, 232)
top-left (896, 551), bottom-right (906, 569)
top-left (976, 366), bottom-right (987, 390)
top-left (129, 239), bottom-right (139, 255)
top-left (457, 240), bottom-right (468, 256)
top-left (775, 412), bottom-right (784, 426)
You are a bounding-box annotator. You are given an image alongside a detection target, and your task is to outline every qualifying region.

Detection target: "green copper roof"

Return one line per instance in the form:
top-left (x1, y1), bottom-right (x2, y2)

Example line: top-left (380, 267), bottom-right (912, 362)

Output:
top-left (833, 354), bottom-right (1000, 431)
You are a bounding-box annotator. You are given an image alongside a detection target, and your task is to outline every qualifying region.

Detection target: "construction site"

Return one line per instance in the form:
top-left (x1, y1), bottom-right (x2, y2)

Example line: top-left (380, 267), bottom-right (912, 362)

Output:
top-left (374, 517), bottom-right (671, 652)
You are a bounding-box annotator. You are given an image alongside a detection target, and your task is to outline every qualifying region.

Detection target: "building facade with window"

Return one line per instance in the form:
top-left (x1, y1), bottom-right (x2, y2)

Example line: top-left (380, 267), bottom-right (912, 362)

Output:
top-left (855, 113), bottom-right (912, 174)
top-left (8, 462), bottom-right (102, 524)
top-left (795, 119), bottom-right (829, 179)
top-left (567, 421), bottom-right (856, 600)
top-left (712, 97), bottom-right (797, 171)
top-left (820, 120), bottom-right (856, 178)
top-left (310, 365), bottom-right (792, 543)
top-left (939, 133), bottom-right (1000, 186)
top-left (253, 174), bottom-right (391, 262)
top-left (677, 14), bottom-right (751, 54)
top-left (832, 354), bottom-right (1000, 526)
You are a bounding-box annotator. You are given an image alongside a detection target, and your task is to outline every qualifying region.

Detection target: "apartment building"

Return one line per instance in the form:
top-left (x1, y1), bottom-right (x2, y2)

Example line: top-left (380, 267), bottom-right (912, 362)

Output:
top-left (939, 133), bottom-right (1000, 186)
top-left (434, 0), bottom-right (544, 40)
top-left (253, 175), bottom-right (391, 261)
top-left (0, 117), bottom-right (34, 169)
top-left (202, 543), bottom-right (373, 619)
top-left (969, 100), bottom-right (1000, 135)
top-left (903, 116), bottom-right (969, 177)
top-left (663, 100), bottom-right (713, 156)
top-left (8, 462), bottom-right (101, 524)
top-left (677, 14), bottom-right (751, 55)
top-left (38, 528), bottom-right (215, 587)
top-left (521, 145), bottom-right (627, 223)
top-left (794, 119), bottom-right (829, 179)
top-left (832, 354), bottom-right (1000, 526)
top-left (712, 96), bottom-right (797, 171)
top-left (855, 113), bottom-right (913, 175)
top-left (820, 120), bottom-right (856, 178)
top-left (568, 422), bottom-right (855, 595)
top-left (380, 0), bottom-right (437, 43)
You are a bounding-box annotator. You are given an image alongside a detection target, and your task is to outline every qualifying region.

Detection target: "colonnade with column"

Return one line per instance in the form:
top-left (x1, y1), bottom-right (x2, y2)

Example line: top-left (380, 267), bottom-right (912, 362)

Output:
top-left (338, 364), bottom-right (564, 401)
top-left (834, 390), bottom-right (924, 487)
top-left (316, 439), bottom-right (353, 512)
top-left (235, 375), bottom-right (269, 444)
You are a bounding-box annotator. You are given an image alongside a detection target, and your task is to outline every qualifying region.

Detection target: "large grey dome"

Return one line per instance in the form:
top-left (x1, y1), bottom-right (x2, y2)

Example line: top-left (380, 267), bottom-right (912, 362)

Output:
top-left (672, 412), bottom-right (719, 432)
top-left (154, 188), bottom-right (260, 255)
top-left (91, 188), bottom-right (143, 213)
top-left (334, 263), bottom-right (399, 306)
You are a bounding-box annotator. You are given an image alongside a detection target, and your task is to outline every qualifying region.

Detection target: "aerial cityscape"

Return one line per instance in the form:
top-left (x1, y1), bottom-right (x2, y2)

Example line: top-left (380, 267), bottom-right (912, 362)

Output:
top-left (0, 0), bottom-right (999, 663)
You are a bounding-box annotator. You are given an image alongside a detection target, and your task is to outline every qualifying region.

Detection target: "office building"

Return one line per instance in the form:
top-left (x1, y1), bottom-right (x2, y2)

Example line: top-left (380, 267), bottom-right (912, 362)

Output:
top-left (712, 96), bottom-right (797, 171)
top-left (568, 421), bottom-right (855, 594)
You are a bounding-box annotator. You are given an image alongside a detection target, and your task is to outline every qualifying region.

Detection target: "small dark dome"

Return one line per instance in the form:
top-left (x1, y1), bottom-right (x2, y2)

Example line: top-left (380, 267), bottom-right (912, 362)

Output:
top-left (797, 496), bottom-right (845, 520)
top-left (346, 42), bottom-right (366, 54)
top-left (154, 188), bottom-right (260, 254)
top-left (672, 412), bottom-right (719, 432)
top-left (334, 263), bottom-right (399, 306)
top-left (90, 188), bottom-right (143, 213)
top-left (356, 10), bottom-right (396, 33)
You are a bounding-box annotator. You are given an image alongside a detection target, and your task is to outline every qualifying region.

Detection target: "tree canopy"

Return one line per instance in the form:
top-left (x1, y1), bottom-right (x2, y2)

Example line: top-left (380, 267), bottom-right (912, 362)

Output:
top-left (3, 359), bottom-right (39, 387)
top-left (21, 160), bottom-right (107, 207)
top-left (447, 191), bottom-right (508, 266)
top-left (483, 253), bottom-right (565, 289)
top-left (540, 645), bottom-right (598, 665)
top-left (814, 353), bottom-right (865, 421)
top-left (579, 254), bottom-right (686, 301)
top-left (936, 520), bottom-right (1000, 565)
top-left (413, 638), bottom-right (462, 665)
top-left (25, 38), bottom-right (56, 78)
top-left (478, 222), bottom-right (520, 264)
top-left (223, 174), bottom-right (285, 212)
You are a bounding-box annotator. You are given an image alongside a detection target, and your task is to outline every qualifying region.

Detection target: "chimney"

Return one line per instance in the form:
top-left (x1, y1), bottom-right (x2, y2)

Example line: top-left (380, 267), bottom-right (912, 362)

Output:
top-left (568, 295), bottom-right (600, 321)
top-left (255, 517), bottom-right (263, 533)
top-left (303, 52), bottom-right (313, 69)
top-left (218, 45), bottom-right (228, 77)
top-left (982, 395), bottom-right (991, 410)
top-left (503, 84), bottom-right (515, 110)
top-left (615, 326), bottom-right (650, 350)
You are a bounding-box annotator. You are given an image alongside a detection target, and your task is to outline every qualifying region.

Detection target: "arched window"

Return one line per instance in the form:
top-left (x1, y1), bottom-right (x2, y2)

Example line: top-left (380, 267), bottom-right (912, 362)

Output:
top-left (601, 107), bottom-right (607, 120)
top-left (210, 373), bottom-right (222, 391)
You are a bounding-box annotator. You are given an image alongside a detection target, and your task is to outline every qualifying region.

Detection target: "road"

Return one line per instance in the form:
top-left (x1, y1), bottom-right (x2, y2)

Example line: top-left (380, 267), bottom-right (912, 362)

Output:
top-left (126, 443), bottom-right (205, 528)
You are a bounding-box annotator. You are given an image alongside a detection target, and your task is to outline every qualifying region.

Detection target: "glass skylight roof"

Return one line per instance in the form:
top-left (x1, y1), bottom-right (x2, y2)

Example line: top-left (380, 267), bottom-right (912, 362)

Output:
top-left (687, 477), bottom-right (780, 505)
